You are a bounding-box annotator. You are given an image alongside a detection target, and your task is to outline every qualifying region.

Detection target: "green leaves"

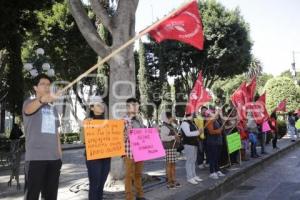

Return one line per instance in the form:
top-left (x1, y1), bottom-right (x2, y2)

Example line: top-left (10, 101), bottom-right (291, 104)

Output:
top-left (264, 77), bottom-right (300, 112)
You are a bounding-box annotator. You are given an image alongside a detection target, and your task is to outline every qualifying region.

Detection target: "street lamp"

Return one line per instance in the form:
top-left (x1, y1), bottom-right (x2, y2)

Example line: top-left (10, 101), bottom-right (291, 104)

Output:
top-left (291, 51), bottom-right (300, 85)
top-left (23, 47), bottom-right (55, 78)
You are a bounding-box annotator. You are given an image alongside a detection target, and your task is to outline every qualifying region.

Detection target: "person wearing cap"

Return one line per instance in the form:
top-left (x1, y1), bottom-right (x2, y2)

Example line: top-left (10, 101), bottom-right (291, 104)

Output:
top-left (82, 95), bottom-right (110, 200)
top-left (123, 98), bottom-right (147, 200)
top-left (180, 113), bottom-right (202, 185)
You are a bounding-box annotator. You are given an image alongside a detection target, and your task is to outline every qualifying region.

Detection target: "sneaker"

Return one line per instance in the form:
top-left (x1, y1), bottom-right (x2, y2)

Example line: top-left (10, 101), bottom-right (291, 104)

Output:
top-left (198, 164), bottom-right (205, 169)
top-left (167, 184), bottom-right (176, 190)
top-left (174, 182), bottom-right (182, 188)
top-left (193, 176), bottom-right (203, 182)
top-left (217, 171), bottom-right (225, 177)
top-left (209, 173), bottom-right (219, 179)
top-left (187, 178), bottom-right (198, 184)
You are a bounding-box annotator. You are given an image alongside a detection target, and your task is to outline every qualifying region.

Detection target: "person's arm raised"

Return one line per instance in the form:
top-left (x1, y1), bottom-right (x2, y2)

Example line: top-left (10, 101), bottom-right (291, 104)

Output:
top-left (24, 93), bottom-right (59, 115)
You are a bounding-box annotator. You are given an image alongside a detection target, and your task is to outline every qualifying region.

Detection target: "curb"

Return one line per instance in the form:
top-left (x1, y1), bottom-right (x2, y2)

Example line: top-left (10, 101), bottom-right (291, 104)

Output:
top-left (188, 140), bottom-right (300, 200)
top-left (62, 144), bottom-right (84, 151)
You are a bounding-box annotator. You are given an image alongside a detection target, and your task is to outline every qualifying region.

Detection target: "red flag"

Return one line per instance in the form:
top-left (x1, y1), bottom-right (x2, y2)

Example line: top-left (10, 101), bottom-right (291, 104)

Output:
top-left (275, 99), bottom-right (287, 112)
top-left (249, 92), bottom-right (269, 124)
top-left (149, 0), bottom-right (204, 50)
top-left (185, 71), bottom-right (212, 114)
top-left (231, 82), bottom-right (248, 107)
top-left (246, 77), bottom-right (256, 102)
top-left (231, 82), bottom-right (248, 121)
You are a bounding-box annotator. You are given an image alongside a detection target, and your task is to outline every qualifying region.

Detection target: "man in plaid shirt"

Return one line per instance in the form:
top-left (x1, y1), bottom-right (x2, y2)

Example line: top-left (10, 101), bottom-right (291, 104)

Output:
top-left (123, 98), bottom-right (147, 200)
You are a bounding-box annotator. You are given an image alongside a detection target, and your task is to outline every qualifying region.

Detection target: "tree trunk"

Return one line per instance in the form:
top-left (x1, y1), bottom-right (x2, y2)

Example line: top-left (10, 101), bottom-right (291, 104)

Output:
top-left (69, 0), bottom-right (139, 181)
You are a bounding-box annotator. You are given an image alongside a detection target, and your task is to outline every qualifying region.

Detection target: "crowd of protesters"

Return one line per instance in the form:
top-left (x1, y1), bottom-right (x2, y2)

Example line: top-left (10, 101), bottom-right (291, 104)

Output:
top-left (18, 73), bottom-right (300, 200)
top-left (159, 103), bottom-right (300, 186)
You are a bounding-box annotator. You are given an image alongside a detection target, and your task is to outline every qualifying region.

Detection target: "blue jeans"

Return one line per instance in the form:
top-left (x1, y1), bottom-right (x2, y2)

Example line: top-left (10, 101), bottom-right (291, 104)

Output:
top-left (249, 133), bottom-right (258, 156)
top-left (86, 158), bottom-right (111, 200)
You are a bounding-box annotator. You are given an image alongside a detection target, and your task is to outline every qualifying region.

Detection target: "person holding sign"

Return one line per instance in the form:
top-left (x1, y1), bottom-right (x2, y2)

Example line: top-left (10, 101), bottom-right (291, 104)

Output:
top-left (206, 109), bottom-right (226, 179)
top-left (224, 108), bottom-right (239, 164)
top-left (82, 96), bottom-right (110, 200)
top-left (123, 98), bottom-right (147, 200)
top-left (180, 113), bottom-right (202, 185)
top-left (160, 112), bottom-right (181, 189)
top-left (23, 74), bottom-right (62, 200)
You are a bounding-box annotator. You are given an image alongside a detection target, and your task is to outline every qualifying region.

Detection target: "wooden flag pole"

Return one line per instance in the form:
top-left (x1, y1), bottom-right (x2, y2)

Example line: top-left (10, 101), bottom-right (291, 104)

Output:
top-left (58, 0), bottom-right (193, 95)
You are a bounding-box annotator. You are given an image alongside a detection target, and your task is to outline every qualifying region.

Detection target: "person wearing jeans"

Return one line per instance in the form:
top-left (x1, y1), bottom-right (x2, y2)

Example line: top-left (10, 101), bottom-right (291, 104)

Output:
top-left (206, 109), bottom-right (225, 180)
top-left (247, 112), bottom-right (260, 158)
top-left (82, 96), bottom-right (111, 200)
top-left (181, 113), bottom-right (202, 185)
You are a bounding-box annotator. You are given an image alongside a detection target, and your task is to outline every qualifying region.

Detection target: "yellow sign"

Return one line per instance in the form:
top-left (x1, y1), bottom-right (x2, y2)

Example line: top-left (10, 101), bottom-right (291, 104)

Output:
top-left (83, 120), bottom-right (125, 160)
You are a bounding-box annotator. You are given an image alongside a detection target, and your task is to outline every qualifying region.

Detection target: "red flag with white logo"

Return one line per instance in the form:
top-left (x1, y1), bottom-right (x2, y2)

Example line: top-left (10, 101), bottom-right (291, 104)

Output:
top-left (185, 71), bottom-right (212, 114)
top-left (149, 0), bottom-right (204, 50)
top-left (249, 92), bottom-right (269, 124)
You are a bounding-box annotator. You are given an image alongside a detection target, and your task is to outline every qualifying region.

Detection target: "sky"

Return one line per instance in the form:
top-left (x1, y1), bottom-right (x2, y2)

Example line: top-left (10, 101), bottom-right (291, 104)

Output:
top-left (135, 0), bottom-right (300, 76)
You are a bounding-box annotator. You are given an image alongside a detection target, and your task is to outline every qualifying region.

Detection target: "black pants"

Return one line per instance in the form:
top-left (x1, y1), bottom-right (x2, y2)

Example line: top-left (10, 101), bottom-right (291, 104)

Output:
top-left (86, 158), bottom-right (111, 200)
top-left (207, 144), bottom-right (221, 174)
top-left (197, 139), bottom-right (208, 165)
top-left (272, 132), bottom-right (278, 148)
top-left (24, 159), bottom-right (62, 200)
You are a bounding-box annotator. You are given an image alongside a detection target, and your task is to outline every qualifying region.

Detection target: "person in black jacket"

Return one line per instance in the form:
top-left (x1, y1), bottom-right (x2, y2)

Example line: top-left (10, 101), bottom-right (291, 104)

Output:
top-left (180, 113), bottom-right (202, 185)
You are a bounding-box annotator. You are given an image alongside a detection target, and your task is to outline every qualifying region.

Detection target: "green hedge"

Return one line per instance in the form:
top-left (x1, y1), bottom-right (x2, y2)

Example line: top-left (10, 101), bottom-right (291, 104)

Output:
top-left (60, 133), bottom-right (80, 144)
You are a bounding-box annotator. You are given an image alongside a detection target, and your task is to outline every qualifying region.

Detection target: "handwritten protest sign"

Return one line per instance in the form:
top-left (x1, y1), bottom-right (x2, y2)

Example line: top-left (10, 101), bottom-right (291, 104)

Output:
top-left (296, 119), bottom-right (300, 129)
top-left (83, 120), bottom-right (125, 160)
top-left (226, 132), bottom-right (242, 154)
top-left (129, 128), bottom-right (165, 162)
top-left (262, 121), bottom-right (271, 132)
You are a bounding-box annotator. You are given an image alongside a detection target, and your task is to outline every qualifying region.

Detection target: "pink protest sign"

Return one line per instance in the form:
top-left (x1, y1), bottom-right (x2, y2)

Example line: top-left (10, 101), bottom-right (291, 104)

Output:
top-left (129, 128), bottom-right (166, 162)
top-left (262, 121), bottom-right (271, 132)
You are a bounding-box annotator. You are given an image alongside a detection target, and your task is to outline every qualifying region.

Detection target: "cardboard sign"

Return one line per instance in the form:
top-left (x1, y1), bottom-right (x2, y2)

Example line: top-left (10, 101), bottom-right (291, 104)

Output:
top-left (262, 121), bottom-right (271, 132)
top-left (83, 120), bottom-right (125, 160)
top-left (129, 128), bottom-right (165, 162)
top-left (226, 132), bottom-right (242, 154)
top-left (296, 120), bottom-right (300, 129)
